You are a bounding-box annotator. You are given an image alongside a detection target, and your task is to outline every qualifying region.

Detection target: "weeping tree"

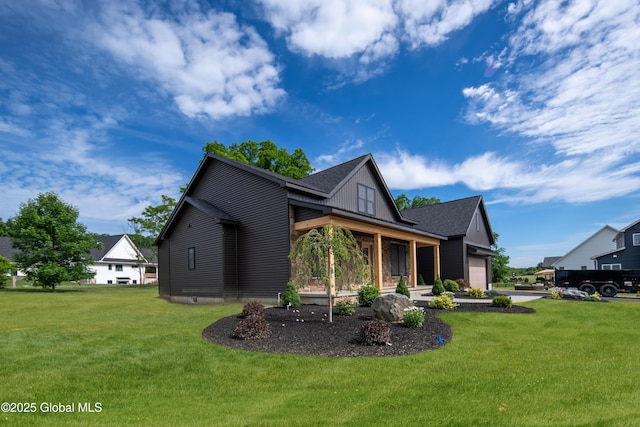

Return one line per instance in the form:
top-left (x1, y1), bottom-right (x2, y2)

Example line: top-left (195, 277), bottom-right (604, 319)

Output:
top-left (289, 225), bottom-right (371, 322)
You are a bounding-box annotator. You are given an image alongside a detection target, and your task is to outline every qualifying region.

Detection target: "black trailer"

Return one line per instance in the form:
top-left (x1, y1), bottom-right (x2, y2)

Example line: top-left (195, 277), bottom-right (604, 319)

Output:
top-left (554, 269), bottom-right (640, 297)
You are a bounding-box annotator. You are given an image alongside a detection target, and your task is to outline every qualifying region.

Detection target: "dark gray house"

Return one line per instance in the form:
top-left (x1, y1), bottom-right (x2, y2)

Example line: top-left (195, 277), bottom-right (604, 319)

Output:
top-left (401, 196), bottom-right (496, 289)
top-left (156, 153), bottom-right (496, 303)
top-left (593, 219), bottom-right (640, 270)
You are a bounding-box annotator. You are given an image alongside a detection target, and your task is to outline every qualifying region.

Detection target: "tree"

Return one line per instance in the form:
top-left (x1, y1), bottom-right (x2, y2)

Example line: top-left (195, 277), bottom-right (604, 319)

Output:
top-left (7, 192), bottom-right (98, 291)
top-left (0, 218), bottom-right (8, 236)
top-left (0, 255), bottom-right (13, 288)
top-left (203, 140), bottom-right (314, 179)
top-left (491, 232), bottom-right (510, 283)
top-left (394, 193), bottom-right (440, 210)
top-left (128, 195), bottom-right (177, 250)
top-left (289, 225), bottom-right (370, 322)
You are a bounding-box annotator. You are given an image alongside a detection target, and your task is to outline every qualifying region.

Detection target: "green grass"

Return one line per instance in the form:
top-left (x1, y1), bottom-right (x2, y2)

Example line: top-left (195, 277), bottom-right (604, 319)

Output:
top-left (2, 287), bottom-right (640, 426)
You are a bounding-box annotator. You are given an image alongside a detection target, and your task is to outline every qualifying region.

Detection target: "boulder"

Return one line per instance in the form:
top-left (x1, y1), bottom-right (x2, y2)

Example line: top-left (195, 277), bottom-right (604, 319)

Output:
top-left (563, 289), bottom-right (589, 300)
top-left (372, 294), bottom-right (413, 322)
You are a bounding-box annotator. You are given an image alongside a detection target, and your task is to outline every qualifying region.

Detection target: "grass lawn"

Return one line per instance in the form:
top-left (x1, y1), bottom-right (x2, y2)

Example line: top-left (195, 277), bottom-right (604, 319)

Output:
top-left (2, 286), bottom-right (640, 426)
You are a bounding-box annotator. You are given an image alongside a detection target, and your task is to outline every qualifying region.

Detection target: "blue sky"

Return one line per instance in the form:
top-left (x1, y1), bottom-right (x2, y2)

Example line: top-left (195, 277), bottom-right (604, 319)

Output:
top-left (1, 0), bottom-right (639, 267)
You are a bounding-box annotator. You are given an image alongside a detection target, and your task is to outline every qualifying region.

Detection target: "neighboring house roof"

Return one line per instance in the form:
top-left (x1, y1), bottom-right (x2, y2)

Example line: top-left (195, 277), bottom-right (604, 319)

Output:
top-left (542, 256), bottom-right (562, 268)
top-left (91, 234), bottom-right (151, 264)
top-left (400, 195), bottom-right (494, 243)
top-left (552, 225), bottom-right (619, 267)
top-left (0, 236), bottom-right (19, 262)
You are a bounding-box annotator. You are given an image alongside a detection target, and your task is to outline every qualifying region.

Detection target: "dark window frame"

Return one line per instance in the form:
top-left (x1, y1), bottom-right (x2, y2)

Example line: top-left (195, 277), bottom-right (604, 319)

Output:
top-left (188, 247), bottom-right (196, 270)
top-left (357, 184), bottom-right (376, 216)
top-left (390, 243), bottom-right (406, 276)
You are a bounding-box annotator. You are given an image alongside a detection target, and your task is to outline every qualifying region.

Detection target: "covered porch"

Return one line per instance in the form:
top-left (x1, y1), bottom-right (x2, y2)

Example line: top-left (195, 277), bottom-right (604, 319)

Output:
top-left (293, 214), bottom-right (442, 291)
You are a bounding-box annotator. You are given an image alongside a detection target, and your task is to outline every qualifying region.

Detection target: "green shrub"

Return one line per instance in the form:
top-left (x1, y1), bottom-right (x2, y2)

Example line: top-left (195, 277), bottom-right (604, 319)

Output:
top-left (491, 295), bottom-right (513, 308)
top-left (583, 292), bottom-right (601, 302)
top-left (281, 280), bottom-right (301, 308)
top-left (418, 274), bottom-right (426, 286)
top-left (360, 319), bottom-right (391, 346)
top-left (550, 287), bottom-right (563, 299)
top-left (466, 288), bottom-right (485, 298)
top-left (358, 285), bottom-right (380, 307)
top-left (485, 289), bottom-right (499, 298)
top-left (443, 279), bottom-right (459, 292)
top-left (241, 300), bottom-right (265, 318)
top-left (234, 315), bottom-right (272, 340)
top-left (403, 306), bottom-right (425, 328)
top-left (336, 299), bottom-right (357, 316)
top-left (429, 295), bottom-right (459, 310)
top-left (396, 276), bottom-right (410, 298)
top-left (432, 276), bottom-right (445, 295)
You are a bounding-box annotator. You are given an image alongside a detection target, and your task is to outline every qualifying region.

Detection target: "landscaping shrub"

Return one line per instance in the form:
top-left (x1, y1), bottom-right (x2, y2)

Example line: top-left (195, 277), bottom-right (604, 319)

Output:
top-left (403, 306), bottom-right (425, 328)
top-left (466, 288), bottom-right (485, 298)
top-left (360, 319), bottom-right (391, 346)
top-left (241, 300), bottom-right (265, 318)
top-left (428, 295), bottom-right (459, 310)
top-left (281, 280), bottom-right (301, 308)
top-left (485, 289), bottom-right (499, 298)
top-left (443, 279), bottom-right (459, 292)
top-left (583, 292), bottom-right (601, 302)
top-left (396, 276), bottom-right (410, 298)
top-left (336, 299), bottom-right (357, 316)
top-left (418, 274), bottom-right (426, 286)
top-left (432, 276), bottom-right (445, 295)
top-left (357, 285), bottom-right (380, 307)
top-left (234, 315), bottom-right (272, 340)
top-left (550, 287), bottom-right (564, 299)
top-left (491, 295), bottom-right (512, 308)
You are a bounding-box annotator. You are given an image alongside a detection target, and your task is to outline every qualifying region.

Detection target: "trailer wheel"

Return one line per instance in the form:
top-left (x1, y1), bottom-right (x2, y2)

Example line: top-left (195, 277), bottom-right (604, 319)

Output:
top-left (600, 284), bottom-right (617, 297)
top-left (579, 284), bottom-right (596, 294)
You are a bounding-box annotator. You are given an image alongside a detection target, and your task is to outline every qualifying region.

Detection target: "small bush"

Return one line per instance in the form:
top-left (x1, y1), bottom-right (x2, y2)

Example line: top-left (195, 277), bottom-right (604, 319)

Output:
top-left (466, 288), bottom-right (485, 298)
top-left (418, 274), bottom-right (426, 286)
top-left (396, 276), bottom-right (410, 298)
top-left (583, 292), bottom-right (601, 302)
top-left (550, 287), bottom-right (564, 299)
top-left (234, 315), bottom-right (272, 340)
top-left (336, 299), bottom-right (357, 316)
top-left (403, 306), bottom-right (425, 328)
top-left (241, 300), bottom-right (265, 318)
top-left (432, 276), bottom-right (445, 295)
top-left (281, 280), bottom-right (301, 308)
top-left (491, 295), bottom-right (513, 308)
top-left (429, 295), bottom-right (459, 310)
top-left (360, 319), bottom-right (391, 346)
top-left (485, 289), bottom-right (499, 298)
top-left (443, 279), bottom-right (459, 292)
top-left (358, 285), bottom-right (380, 307)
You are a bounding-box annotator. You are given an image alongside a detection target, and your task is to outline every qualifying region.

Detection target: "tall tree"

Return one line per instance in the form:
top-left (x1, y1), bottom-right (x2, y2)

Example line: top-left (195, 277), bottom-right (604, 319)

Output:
top-left (7, 192), bottom-right (98, 291)
top-left (289, 225), bottom-right (370, 322)
top-left (491, 232), bottom-right (510, 283)
top-left (0, 218), bottom-right (8, 236)
top-left (203, 140), bottom-right (314, 179)
top-left (0, 256), bottom-right (13, 288)
top-left (394, 193), bottom-right (440, 210)
top-left (128, 195), bottom-right (177, 250)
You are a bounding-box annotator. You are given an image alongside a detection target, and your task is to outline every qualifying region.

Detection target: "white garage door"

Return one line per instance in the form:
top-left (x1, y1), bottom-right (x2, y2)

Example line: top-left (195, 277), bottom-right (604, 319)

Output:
top-left (468, 257), bottom-right (487, 289)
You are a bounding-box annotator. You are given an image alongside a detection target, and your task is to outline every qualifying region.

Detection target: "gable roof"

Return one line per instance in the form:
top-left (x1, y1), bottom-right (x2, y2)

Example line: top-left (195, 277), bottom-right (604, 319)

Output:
top-left (401, 195), bottom-right (493, 242)
top-left (542, 256), bottom-right (562, 268)
top-left (91, 234), bottom-right (149, 263)
top-left (0, 236), bottom-right (18, 262)
top-left (551, 225), bottom-right (618, 266)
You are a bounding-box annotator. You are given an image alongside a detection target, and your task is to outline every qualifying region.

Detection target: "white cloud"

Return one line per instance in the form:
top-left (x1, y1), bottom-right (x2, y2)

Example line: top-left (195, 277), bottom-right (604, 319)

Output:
top-left (316, 139), bottom-right (366, 166)
top-left (90, 2), bottom-right (285, 120)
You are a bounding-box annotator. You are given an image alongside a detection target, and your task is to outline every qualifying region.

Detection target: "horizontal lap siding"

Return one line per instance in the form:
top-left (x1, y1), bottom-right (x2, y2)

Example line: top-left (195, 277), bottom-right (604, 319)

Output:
top-left (167, 205), bottom-right (223, 296)
top-left (192, 162), bottom-right (290, 298)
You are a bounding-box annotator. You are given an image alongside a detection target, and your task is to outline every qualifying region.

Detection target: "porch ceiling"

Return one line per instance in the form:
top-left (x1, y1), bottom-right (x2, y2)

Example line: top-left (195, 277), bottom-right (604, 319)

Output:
top-left (294, 214), bottom-right (440, 247)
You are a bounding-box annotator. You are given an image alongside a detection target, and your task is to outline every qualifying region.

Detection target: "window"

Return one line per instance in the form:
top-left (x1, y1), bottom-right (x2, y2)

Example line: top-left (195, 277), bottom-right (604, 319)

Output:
top-left (107, 280), bottom-right (112, 284)
top-left (188, 247), bottom-right (196, 270)
top-left (633, 233), bottom-right (640, 246)
top-left (358, 184), bottom-right (375, 215)
top-left (108, 264), bottom-right (112, 270)
top-left (115, 265), bottom-right (123, 272)
top-left (602, 264), bottom-right (622, 270)
top-left (390, 244), bottom-right (406, 276)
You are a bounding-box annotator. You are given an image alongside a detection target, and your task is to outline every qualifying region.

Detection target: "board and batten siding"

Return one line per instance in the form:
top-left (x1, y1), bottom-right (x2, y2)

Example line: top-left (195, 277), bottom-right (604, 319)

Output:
top-left (465, 208), bottom-right (492, 247)
top-left (189, 161), bottom-right (291, 298)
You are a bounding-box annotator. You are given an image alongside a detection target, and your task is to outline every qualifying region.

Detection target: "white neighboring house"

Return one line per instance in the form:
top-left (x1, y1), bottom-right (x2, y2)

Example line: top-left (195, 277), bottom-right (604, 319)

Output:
top-left (88, 234), bottom-right (157, 285)
top-left (552, 225), bottom-right (619, 270)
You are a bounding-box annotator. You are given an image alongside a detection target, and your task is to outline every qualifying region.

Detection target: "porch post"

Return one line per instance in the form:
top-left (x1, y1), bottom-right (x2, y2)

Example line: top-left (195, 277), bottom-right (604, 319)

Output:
top-left (409, 240), bottom-right (417, 288)
top-left (374, 233), bottom-right (383, 289)
top-left (433, 244), bottom-right (441, 282)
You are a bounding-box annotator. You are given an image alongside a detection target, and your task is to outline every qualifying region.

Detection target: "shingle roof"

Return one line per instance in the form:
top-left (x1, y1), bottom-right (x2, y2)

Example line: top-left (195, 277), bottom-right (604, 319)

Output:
top-left (0, 236), bottom-right (19, 262)
top-left (90, 234), bottom-right (125, 261)
top-left (401, 195), bottom-right (483, 237)
top-left (298, 154), bottom-right (370, 194)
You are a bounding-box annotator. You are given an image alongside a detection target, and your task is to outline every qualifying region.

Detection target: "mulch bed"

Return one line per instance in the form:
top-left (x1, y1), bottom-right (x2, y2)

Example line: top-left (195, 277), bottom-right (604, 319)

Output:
top-left (202, 301), bottom-right (535, 357)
